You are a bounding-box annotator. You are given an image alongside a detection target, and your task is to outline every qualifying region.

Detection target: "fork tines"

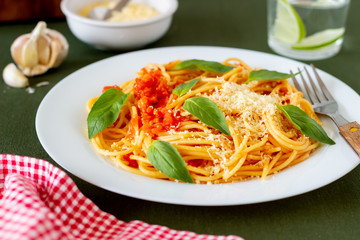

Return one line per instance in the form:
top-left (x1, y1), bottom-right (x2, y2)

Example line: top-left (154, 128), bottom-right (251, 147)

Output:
top-left (291, 64), bottom-right (334, 105)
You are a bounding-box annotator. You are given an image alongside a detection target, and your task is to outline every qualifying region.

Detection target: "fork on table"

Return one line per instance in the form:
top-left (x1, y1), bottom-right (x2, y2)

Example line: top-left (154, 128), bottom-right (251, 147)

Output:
top-left (291, 64), bottom-right (360, 157)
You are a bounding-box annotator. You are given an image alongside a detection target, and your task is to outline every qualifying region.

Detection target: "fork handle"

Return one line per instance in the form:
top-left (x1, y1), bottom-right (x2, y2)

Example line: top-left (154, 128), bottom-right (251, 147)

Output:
top-left (339, 121), bottom-right (360, 157)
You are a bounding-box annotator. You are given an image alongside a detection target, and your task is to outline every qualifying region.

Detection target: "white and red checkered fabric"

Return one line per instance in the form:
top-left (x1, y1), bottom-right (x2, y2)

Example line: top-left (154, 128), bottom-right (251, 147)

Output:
top-left (0, 154), bottom-right (243, 240)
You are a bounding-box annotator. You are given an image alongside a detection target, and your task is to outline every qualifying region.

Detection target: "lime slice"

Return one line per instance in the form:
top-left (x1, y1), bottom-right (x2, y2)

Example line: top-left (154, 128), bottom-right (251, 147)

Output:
top-left (292, 28), bottom-right (345, 49)
top-left (273, 0), bottom-right (306, 44)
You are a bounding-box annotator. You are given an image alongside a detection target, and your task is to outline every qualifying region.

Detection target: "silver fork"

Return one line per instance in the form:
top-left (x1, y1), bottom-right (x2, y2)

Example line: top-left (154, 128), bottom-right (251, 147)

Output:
top-left (291, 64), bottom-right (360, 157)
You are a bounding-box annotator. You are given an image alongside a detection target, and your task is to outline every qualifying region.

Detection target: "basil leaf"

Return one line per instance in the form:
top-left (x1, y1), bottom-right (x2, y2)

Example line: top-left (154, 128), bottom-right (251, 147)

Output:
top-left (172, 59), bottom-right (235, 73)
top-left (173, 78), bottom-right (200, 97)
top-left (87, 88), bottom-right (129, 139)
top-left (183, 97), bottom-right (230, 135)
top-left (246, 69), bottom-right (299, 83)
top-left (147, 140), bottom-right (193, 183)
top-left (276, 104), bottom-right (335, 145)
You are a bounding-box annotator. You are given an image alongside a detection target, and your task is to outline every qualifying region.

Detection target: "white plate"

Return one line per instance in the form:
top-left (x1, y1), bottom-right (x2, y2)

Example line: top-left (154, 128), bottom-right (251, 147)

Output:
top-left (36, 46), bottom-right (360, 206)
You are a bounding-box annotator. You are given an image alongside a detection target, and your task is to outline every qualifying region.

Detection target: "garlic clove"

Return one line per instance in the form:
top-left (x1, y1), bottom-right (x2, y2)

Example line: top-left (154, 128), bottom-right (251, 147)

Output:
top-left (44, 29), bottom-right (69, 68)
top-left (11, 34), bottom-right (31, 67)
top-left (3, 63), bottom-right (29, 88)
top-left (37, 35), bottom-right (51, 65)
top-left (21, 21), bottom-right (46, 68)
top-left (21, 41), bottom-right (38, 68)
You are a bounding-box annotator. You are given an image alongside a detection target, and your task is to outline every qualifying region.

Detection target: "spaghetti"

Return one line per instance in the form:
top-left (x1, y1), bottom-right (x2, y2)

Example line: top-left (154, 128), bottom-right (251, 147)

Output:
top-left (87, 58), bottom-right (321, 184)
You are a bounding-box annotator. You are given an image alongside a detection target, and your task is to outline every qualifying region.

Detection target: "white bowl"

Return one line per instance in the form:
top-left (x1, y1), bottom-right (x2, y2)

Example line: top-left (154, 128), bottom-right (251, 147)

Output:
top-left (61, 0), bottom-right (178, 50)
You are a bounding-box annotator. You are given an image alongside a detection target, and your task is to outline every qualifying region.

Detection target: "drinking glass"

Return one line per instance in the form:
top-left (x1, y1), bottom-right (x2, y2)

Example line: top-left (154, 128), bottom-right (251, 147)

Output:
top-left (267, 0), bottom-right (350, 60)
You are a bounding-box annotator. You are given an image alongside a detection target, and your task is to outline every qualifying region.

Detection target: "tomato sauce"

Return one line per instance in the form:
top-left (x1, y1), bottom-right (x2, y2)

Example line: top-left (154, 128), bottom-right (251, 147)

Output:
top-left (132, 67), bottom-right (183, 136)
top-left (102, 85), bottom-right (121, 93)
top-left (122, 153), bottom-right (138, 168)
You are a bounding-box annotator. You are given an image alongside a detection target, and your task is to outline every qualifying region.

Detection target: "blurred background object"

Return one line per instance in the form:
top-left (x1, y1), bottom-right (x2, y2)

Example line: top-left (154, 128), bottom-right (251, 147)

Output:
top-left (0, 0), bottom-right (64, 22)
top-left (61, 0), bottom-right (178, 50)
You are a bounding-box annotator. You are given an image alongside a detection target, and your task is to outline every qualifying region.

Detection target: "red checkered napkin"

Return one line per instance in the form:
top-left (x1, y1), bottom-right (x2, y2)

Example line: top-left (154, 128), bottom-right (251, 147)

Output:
top-left (0, 154), bottom-right (243, 240)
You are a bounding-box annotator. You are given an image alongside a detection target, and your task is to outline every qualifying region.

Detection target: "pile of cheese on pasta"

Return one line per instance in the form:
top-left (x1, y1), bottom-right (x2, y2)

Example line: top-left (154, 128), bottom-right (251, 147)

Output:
top-left (87, 58), bottom-right (320, 184)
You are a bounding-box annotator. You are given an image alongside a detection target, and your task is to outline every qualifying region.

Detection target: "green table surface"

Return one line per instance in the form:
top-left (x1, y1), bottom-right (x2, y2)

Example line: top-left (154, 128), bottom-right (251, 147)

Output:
top-left (1, 0), bottom-right (360, 239)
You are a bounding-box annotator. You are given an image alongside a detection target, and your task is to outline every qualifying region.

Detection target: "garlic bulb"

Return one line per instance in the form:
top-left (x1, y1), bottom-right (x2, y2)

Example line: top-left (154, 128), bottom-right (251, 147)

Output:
top-left (3, 63), bottom-right (29, 88)
top-left (11, 21), bottom-right (69, 77)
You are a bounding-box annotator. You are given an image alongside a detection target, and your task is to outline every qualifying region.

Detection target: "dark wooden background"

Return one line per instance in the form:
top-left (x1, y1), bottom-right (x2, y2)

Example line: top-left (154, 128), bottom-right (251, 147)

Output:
top-left (0, 0), bottom-right (64, 22)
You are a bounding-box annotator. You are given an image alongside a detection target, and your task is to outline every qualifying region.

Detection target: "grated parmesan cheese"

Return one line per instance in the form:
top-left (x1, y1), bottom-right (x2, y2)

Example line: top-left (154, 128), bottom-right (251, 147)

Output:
top-left (108, 3), bottom-right (159, 22)
top-left (207, 82), bottom-right (281, 136)
top-left (80, 2), bottom-right (159, 22)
